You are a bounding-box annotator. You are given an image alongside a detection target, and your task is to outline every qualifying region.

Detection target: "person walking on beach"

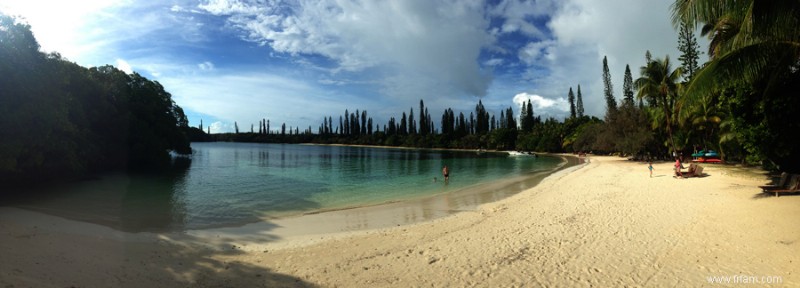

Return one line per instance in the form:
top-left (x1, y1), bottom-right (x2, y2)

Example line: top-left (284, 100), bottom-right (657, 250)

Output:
top-left (648, 161), bottom-right (654, 178)
top-left (442, 165), bottom-right (450, 183)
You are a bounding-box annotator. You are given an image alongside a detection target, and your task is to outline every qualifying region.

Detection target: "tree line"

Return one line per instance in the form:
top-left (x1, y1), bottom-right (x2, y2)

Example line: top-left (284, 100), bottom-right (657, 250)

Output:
top-left (1, 14), bottom-right (193, 189)
top-left (198, 92), bottom-right (604, 155)
top-left (3, 0), bottom-right (796, 192)
top-left (203, 0), bottom-right (800, 174)
top-left (568, 0), bottom-right (799, 173)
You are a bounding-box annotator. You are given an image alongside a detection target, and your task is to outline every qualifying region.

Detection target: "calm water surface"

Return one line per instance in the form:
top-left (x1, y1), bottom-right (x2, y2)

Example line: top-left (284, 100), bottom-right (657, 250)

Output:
top-left (13, 143), bottom-right (564, 232)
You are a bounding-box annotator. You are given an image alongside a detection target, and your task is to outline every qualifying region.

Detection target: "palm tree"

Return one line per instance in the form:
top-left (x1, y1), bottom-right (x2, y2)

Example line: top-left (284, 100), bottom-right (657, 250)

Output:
top-left (671, 0), bottom-right (800, 100)
top-left (672, 0), bottom-right (800, 171)
top-left (679, 90), bottom-right (723, 155)
top-left (635, 56), bottom-right (683, 157)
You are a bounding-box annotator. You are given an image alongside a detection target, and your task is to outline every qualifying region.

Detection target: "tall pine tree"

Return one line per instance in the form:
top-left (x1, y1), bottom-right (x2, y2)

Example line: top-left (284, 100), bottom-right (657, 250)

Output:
top-left (602, 56), bottom-right (617, 118)
top-left (623, 64), bottom-right (634, 107)
top-left (576, 85), bottom-right (584, 117)
top-left (568, 87), bottom-right (576, 118)
top-left (677, 21), bottom-right (701, 81)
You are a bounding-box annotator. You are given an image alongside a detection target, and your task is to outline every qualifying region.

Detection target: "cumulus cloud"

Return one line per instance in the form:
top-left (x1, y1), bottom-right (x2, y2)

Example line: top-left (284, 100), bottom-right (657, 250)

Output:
top-left (209, 121), bottom-right (233, 134)
top-left (518, 40), bottom-right (557, 64)
top-left (160, 68), bottom-right (381, 132)
top-left (516, 0), bottom-right (709, 118)
top-left (115, 58), bottom-right (133, 74)
top-left (488, 0), bottom-right (556, 38)
top-left (198, 0), bottom-right (494, 98)
top-left (0, 0), bottom-right (122, 58)
top-left (512, 92), bottom-right (569, 118)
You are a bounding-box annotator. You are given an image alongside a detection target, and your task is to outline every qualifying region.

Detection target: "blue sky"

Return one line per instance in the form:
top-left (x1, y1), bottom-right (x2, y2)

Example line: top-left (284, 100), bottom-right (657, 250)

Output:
top-left (1, 0), bottom-right (706, 133)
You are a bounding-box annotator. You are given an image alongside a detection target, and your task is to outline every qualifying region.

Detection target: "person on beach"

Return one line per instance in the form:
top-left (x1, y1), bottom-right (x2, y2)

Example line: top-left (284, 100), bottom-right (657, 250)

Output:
top-left (674, 158), bottom-right (684, 178)
top-left (648, 161), bottom-right (654, 178)
top-left (442, 165), bottom-right (450, 183)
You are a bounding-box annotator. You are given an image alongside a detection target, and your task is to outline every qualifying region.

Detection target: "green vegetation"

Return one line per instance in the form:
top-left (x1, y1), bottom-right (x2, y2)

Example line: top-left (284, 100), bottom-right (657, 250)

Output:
top-left (671, 0), bottom-right (800, 172)
top-left (4, 0), bottom-right (797, 190)
top-left (0, 14), bottom-right (192, 188)
top-left (202, 0), bottom-right (800, 175)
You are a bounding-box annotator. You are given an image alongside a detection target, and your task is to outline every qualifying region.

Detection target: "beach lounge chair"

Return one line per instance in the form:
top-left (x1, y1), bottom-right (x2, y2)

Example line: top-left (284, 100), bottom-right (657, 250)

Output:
top-left (759, 172), bottom-right (789, 190)
top-left (763, 174), bottom-right (800, 197)
top-left (683, 165), bottom-right (704, 178)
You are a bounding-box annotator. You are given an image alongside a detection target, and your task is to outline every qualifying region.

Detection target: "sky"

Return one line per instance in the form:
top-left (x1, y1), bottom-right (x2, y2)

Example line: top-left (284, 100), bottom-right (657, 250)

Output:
top-left (0, 0), bottom-right (707, 133)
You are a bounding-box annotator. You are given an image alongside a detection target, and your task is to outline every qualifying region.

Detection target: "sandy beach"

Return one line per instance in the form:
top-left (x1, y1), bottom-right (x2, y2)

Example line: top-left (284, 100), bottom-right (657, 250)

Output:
top-left (1, 155), bottom-right (798, 287)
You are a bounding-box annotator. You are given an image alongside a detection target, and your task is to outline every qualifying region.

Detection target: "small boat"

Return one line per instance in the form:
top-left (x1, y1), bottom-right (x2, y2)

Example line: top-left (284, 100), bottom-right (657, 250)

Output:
top-left (692, 150), bottom-right (719, 158)
top-left (692, 157), bottom-right (723, 163)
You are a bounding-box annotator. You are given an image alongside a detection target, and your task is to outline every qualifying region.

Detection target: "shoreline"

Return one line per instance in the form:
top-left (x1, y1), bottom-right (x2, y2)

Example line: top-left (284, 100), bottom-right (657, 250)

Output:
top-left (187, 154), bottom-right (578, 249)
top-left (7, 144), bottom-right (564, 235)
top-left (2, 155), bottom-right (797, 287)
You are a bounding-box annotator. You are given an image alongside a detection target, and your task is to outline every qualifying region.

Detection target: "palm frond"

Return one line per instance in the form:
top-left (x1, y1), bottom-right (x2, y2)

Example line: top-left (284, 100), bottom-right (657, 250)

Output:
top-left (683, 41), bottom-right (800, 103)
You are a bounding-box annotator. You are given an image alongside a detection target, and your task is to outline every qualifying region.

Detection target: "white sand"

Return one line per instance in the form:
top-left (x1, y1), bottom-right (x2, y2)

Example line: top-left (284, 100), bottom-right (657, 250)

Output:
top-left (2, 156), bottom-right (798, 287)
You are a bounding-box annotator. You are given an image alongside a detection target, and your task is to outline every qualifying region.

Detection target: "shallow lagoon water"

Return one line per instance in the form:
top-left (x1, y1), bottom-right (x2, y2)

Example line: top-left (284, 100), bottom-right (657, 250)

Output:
top-left (12, 143), bottom-right (565, 232)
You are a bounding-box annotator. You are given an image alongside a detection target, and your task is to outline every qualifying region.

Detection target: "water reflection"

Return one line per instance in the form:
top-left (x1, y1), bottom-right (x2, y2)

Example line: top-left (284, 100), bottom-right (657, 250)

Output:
top-left (120, 157), bottom-right (191, 232)
top-left (8, 143), bottom-right (564, 233)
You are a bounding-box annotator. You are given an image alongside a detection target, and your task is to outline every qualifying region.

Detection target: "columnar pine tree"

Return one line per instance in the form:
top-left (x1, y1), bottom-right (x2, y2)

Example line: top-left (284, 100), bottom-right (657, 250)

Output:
top-left (568, 87), bottom-right (576, 118)
top-left (623, 64), bottom-right (635, 107)
top-left (400, 112), bottom-right (407, 135)
top-left (576, 85), bottom-right (584, 117)
top-left (519, 101), bottom-right (530, 132)
top-left (419, 100), bottom-right (427, 136)
top-left (343, 109), bottom-right (349, 135)
top-left (409, 108), bottom-right (416, 135)
top-left (361, 111), bottom-right (367, 135)
top-left (602, 56), bottom-right (617, 118)
top-left (677, 21), bottom-right (701, 81)
top-left (526, 100), bottom-right (534, 131)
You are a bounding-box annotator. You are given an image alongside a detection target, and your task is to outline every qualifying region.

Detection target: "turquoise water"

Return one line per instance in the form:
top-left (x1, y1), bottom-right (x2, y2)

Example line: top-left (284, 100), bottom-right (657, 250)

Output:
top-left (12, 142), bottom-right (564, 232)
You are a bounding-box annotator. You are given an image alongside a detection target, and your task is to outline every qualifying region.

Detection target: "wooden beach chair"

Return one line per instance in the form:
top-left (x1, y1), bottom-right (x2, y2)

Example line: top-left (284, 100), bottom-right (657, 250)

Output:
top-left (763, 174), bottom-right (800, 197)
top-left (759, 172), bottom-right (789, 190)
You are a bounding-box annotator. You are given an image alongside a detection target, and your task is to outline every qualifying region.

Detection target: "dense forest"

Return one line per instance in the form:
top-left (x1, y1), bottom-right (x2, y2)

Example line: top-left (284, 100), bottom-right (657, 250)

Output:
top-left (1, 14), bottom-right (192, 188)
top-left (202, 98), bottom-right (602, 154)
top-left (2, 0), bottom-right (798, 191)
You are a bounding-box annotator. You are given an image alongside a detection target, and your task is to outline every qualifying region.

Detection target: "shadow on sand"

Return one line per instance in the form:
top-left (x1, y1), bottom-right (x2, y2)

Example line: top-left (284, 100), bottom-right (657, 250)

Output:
top-left (129, 232), bottom-right (318, 287)
top-left (0, 207), bottom-right (317, 288)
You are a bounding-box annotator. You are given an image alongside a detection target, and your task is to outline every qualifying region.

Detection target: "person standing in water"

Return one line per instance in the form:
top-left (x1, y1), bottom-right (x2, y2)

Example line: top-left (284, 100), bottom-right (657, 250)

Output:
top-left (442, 165), bottom-right (450, 183)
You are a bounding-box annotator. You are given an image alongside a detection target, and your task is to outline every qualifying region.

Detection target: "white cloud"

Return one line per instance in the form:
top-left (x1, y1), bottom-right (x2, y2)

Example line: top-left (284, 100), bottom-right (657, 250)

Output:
top-left (209, 121), bottom-right (232, 134)
top-left (518, 40), bottom-right (557, 64)
top-left (512, 92), bottom-right (569, 117)
top-left (115, 59), bottom-right (133, 74)
top-left (489, 0), bottom-right (556, 38)
top-left (199, 0), bottom-right (494, 98)
top-left (0, 0), bottom-right (122, 58)
top-left (159, 68), bottom-right (380, 132)
top-left (198, 61), bottom-right (215, 71)
top-left (512, 0), bottom-right (710, 118)
top-left (484, 58), bottom-right (504, 66)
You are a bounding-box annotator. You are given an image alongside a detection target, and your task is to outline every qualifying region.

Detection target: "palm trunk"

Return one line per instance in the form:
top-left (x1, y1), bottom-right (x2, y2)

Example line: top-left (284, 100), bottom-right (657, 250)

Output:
top-left (663, 96), bottom-right (679, 159)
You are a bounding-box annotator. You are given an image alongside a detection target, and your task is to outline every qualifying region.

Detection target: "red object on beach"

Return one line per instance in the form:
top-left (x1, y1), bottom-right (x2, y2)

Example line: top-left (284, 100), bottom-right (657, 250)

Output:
top-left (692, 158), bottom-right (722, 163)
